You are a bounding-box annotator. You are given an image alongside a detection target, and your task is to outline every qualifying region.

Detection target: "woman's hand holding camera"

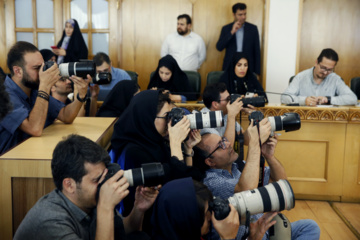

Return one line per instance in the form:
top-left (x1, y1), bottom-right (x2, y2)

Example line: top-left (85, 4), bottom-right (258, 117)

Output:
top-left (212, 204), bottom-right (240, 240)
top-left (168, 117), bottom-right (190, 161)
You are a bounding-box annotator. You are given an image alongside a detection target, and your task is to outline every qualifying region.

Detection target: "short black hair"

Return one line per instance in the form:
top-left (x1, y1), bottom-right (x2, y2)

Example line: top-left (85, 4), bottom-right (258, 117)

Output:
top-left (317, 48), bottom-right (339, 63)
top-left (156, 92), bottom-right (171, 114)
top-left (203, 82), bottom-right (228, 109)
top-left (177, 14), bottom-right (192, 24)
top-left (193, 179), bottom-right (213, 224)
top-left (93, 52), bottom-right (111, 66)
top-left (193, 146), bottom-right (211, 172)
top-left (232, 2), bottom-right (247, 13)
top-left (7, 41), bottom-right (39, 76)
top-left (51, 134), bottom-right (111, 190)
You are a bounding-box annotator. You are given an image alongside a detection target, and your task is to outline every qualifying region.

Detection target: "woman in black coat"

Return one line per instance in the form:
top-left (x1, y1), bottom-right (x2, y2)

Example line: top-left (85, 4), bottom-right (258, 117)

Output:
top-left (53, 19), bottom-right (88, 63)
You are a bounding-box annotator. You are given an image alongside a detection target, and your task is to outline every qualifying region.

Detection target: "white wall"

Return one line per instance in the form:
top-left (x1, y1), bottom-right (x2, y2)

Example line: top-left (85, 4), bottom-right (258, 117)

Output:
top-left (265, 0), bottom-right (300, 103)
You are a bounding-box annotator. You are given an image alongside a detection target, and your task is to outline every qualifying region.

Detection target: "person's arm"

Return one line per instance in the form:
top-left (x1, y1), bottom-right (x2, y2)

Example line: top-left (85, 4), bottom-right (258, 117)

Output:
top-left (235, 121), bottom-right (261, 192)
top-left (261, 134), bottom-right (287, 182)
top-left (183, 130), bottom-right (201, 166)
top-left (198, 37), bottom-right (207, 67)
top-left (160, 36), bottom-right (169, 57)
top-left (224, 97), bottom-right (243, 147)
top-left (88, 84), bottom-right (100, 116)
top-left (19, 63), bottom-right (61, 136)
top-left (57, 74), bottom-right (91, 123)
top-left (253, 26), bottom-right (261, 75)
top-left (123, 186), bottom-right (159, 233)
top-left (216, 25), bottom-right (235, 51)
top-left (280, 75), bottom-right (307, 105)
top-left (330, 77), bottom-right (358, 105)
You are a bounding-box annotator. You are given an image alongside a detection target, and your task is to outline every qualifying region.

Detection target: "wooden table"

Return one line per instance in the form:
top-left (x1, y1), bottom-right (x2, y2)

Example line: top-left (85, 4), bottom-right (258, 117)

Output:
top-left (0, 117), bottom-right (116, 240)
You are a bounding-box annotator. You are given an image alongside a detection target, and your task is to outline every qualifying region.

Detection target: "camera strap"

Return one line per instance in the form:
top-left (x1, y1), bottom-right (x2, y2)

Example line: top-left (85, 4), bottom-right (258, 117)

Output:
top-left (257, 124), bottom-right (265, 187)
top-left (241, 210), bottom-right (251, 240)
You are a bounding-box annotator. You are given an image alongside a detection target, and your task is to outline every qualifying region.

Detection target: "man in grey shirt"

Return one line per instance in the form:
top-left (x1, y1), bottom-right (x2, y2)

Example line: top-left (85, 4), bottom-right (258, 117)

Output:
top-left (281, 48), bottom-right (357, 106)
top-left (14, 134), bottom-right (158, 240)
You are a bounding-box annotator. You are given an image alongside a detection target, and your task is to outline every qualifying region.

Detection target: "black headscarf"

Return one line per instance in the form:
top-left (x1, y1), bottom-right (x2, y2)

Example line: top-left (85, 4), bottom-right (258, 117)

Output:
top-left (151, 178), bottom-right (202, 240)
top-left (57, 19), bottom-right (88, 62)
top-left (220, 52), bottom-right (267, 100)
top-left (40, 49), bottom-right (56, 62)
top-left (96, 80), bottom-right (139, 117)
top-left (111, 90), bottom-right (170, 163)
top-left (147, 55), bottom-right (195, 100)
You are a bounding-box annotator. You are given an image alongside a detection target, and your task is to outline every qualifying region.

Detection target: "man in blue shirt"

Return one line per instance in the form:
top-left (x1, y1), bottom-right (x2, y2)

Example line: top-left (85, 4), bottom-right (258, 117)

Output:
top-left (195, 124), bottom-right (320, 240)
top-left (0, 41), bottom-right (90, 154)
top-left (93, 52), bottom-right (131, 100)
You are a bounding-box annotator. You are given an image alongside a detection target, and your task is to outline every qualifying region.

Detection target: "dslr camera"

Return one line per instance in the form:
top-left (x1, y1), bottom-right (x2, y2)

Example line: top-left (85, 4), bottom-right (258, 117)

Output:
top-left (167, 107), bottom-right (224, 129)
top-left (96, 162), bottom-right (164, 201)
top-left (230, 94), bottom-right (267, 108)
top-left (249, 111), bottom-right (301, 135)
top-left (43, 61), bottom-right (112, 85)
top-left (209, 179), bottom-right (295, 225)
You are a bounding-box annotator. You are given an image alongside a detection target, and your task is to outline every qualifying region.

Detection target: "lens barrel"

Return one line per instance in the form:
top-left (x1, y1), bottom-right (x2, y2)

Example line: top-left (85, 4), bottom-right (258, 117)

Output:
top-left (187, 111), bottom-right (224, 129)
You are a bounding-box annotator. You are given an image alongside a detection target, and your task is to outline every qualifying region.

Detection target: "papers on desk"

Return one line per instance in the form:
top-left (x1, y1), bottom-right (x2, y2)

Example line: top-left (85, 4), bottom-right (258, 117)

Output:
top-left (316, 105), bottom-right (334, 107)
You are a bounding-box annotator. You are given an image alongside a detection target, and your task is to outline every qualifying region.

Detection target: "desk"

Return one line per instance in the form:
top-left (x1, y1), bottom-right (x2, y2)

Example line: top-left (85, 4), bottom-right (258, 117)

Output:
top-left (0, 117), bottom-right (116, 240)
top-left (178, 103), bottom-right (360, 202)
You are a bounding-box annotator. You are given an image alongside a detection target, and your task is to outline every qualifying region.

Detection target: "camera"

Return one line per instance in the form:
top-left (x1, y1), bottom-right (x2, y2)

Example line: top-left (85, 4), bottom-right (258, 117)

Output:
top-left (96, 163), bottom-right (164, 201)
top-left (167, 107), bottom-right (224, 129)
top-left (43, 61), bottom-right (112, 85)
top-left (209, 179), bottom-right (295, 225)
top-left (230, 94), bottom-right (266, 108)
top-left (249, 111), bottom-right (301, 135)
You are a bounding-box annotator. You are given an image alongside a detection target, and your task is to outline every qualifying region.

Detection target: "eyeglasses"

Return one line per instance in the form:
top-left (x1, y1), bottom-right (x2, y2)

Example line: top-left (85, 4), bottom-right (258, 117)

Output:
top-left (218, 96), bottom-right (230, 102)
top-left (206, 137), bottom-right (229, 158)
top-left (155, 111), bottom-right (169, 120)
top-left (318, 63), bottom-right (334, 73)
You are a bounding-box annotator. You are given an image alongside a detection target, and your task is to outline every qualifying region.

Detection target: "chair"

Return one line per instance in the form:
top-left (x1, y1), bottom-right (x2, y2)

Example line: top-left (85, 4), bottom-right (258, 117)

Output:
top-left (350, 77), bottom-right (360, 99)
top-left (125, 70), bottom-right (138, 83)
top-left (206, 71), bottom-right (224, 86)
top-left (289, 75), bottom-right (295, 84)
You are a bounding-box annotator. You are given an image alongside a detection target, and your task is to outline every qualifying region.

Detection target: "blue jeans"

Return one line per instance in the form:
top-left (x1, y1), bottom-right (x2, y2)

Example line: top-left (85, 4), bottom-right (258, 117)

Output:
top-left (291, 219), bottom-right (320, 240)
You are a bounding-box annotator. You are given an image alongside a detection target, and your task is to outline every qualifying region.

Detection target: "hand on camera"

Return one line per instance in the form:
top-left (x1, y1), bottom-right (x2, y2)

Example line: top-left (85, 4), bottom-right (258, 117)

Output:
top-left (39, 62), bottom-right (61, 92)
top-left (246, 119), bottom-right (260, 144)
top-left (261, 134), bottom-right (278, 160)
top-left (259, 118), bottom-right (271, 144)
top-left (212, 204), bottom-right (239, 239)
top-left (227, 97), bottom-right (243, 119)
top-left (184, 129), bottom-right (201, 150)
top-left (98, 169), bottom-right (130, 210)
top-left (248, 212), bottom-right (277, 240)
top-left (134, 185), bottom-right (160, 213)
top-left (70, 74), bottom-right (91, 99)
top-left (168, 117), bottom-right (191, 144)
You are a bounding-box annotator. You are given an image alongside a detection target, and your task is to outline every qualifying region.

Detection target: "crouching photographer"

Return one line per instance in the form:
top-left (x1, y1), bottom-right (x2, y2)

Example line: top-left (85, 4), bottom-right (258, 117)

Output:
top-left (14, 134), bottom-right (158, 240)
top-left (194, 121), bottom-right (320, 239)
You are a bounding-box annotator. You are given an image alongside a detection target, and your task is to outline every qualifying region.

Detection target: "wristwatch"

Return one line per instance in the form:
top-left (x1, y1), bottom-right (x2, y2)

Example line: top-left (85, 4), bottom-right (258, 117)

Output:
top-left (77, 93), bottom-right (87, 103)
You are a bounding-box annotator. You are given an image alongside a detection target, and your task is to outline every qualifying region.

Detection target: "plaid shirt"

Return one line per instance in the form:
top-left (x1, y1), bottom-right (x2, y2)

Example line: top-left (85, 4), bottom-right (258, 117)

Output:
top-left (204, 162), bottom-right (270, 240)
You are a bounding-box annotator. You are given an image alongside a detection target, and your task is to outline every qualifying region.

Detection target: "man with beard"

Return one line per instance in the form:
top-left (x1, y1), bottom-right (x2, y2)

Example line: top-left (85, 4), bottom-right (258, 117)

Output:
top-left (0, 41), bottom-right (90, 154)
top-left (281, 48), bottom-right (357, 106)
top-left (161, 14), bottom-right (206, 71)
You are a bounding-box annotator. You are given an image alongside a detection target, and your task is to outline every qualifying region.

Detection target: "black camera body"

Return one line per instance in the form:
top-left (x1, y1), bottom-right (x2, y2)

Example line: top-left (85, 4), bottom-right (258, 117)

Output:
top-left (230, 94), bottom-right (266, 108)
top-left (167, 108), bottom-right (185, 126)
top-left (208, 197), bottom-right (230, 221)
top-left (43, 61), bottom-right (112, 85)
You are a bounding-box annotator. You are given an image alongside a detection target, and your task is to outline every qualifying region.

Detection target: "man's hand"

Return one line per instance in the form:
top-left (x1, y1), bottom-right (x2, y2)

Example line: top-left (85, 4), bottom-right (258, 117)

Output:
top-left (247, 119), bottom-right (260, 143)
top-left (305, 96), bottom-right (318, 106)
top-left (184, 129), bottom-right (201, 150)
top-left (70, 74), bottom-right (91, 99)
top-left (231, 21), bottom-right (242, 35)
top-left (133, 185), bottom-right (160, 213)
top-left (98, 169), bottom-right (130, 210)
top-left (258, 118), bottom-right (271, 144)
top-left (248, 212), bottom-right (277, 240)
top-left (39, 62), bottom-right (61, 92)
top-left (212, 204), bottom-right (240, 239)
top-left (168, 117), bottom-right (191, 144)
top-left (317, 96), bottom-right (328, 105)
top-left (227, 97), bottom-right (243, 118)
top-left (90, 84), bottom-right (100, 98)
top-left (261, 134), bottom-right (278, 160)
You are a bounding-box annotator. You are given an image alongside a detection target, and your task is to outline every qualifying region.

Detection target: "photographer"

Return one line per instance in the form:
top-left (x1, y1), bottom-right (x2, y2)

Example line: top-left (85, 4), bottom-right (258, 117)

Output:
top-left (201, 82), bottom-right (271, 162)
top-left (0, 42), bottom-right (90, 154)
top-left (194, 123), bottom-right (320, 239)
top-left (14, 134), bottom-right (158, 240)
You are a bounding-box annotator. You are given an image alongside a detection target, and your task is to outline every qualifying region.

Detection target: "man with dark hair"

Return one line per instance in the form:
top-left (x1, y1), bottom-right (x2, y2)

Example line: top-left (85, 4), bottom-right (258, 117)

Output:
top-left (194, 129), bottom-right (321, 240)
top-left (161, 14), bottom-right (206, 71)
top-left (0, 41), bottom-right (90, 154)
top-left (200, 82), bottom-right (271, 161)
top-left (216, 2), bottom-right (261, 75)
top-left (14, 134), bottom-right (158, 240)
top-left (93, 52), bottom-right (131, 95)
top-left (281, 48), bottom-right (357, 106)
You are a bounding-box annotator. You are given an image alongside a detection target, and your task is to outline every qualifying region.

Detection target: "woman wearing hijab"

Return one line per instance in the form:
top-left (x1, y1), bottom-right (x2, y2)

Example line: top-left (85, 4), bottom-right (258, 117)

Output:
top-left (53, 19), bottom-right (88, 63)
top-left (147, 55), bottom-right (196, 101)
top-left (96, 80), bottom-right (140, 117)
top-left (110, 90), bottom-right (203, 217)
top-left (40, 49), bottom-right (56, 62)
top-left (220, 52), bottom-right (267, 101)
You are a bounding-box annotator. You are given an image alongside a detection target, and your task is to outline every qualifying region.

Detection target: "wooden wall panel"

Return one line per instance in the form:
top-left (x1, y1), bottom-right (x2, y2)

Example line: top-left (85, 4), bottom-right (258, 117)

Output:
top-left (299, 0), bottom-right (360, 84)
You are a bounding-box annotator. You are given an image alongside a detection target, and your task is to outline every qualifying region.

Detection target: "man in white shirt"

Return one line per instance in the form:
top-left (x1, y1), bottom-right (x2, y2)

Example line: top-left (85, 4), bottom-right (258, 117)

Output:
top-left (161, 14), bottom-right (206, 71)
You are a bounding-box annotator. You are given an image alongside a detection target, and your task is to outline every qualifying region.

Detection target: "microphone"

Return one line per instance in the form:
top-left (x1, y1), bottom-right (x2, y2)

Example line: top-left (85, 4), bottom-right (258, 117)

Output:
top-left (254, 90), bottom-right (299, 106)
